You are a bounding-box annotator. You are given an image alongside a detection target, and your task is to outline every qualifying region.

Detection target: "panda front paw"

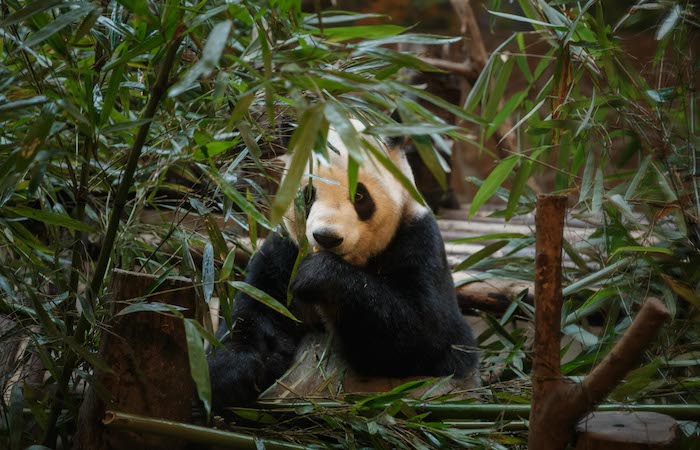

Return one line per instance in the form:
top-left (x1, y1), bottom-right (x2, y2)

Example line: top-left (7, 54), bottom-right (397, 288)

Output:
top-left (291, 251), bottom-right (344, 303)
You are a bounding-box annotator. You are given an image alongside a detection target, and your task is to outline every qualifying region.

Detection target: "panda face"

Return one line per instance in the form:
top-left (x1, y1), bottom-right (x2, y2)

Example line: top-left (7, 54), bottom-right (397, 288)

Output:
top-left (283, 123), bottom-right (427, 267)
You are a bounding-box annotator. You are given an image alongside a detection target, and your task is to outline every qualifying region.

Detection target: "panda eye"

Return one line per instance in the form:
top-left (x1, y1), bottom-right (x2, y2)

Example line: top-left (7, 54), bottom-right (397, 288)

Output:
top-left (304, 184), bottom-right (316, 205)
top-left (352, 182), bottom-right (375, 221)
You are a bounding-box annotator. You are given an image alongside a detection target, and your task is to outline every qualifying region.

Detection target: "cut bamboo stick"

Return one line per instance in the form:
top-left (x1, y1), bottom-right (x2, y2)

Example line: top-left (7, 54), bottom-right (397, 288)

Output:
top-left (103, 410), bottom-right (304, 450)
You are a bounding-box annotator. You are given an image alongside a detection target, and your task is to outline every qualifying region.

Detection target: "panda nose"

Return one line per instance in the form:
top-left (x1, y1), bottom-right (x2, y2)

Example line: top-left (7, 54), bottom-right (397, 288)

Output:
top-left (313, 231), bottom-right (344, 249)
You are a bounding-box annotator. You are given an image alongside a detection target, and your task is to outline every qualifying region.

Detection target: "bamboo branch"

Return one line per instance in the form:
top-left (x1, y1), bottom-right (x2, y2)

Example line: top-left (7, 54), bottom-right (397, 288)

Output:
top-left (103, 411), bottom-right (305, 450)
top-left (576, 297), bottom-right (670, 407)
top-left (255, 400), bottom-right (700, 421)
top-left (43, 31), bottom-right (185, 448)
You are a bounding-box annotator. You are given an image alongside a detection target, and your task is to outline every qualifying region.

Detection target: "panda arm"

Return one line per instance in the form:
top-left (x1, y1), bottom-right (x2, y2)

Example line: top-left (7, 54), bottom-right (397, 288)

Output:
top-left (292, 216), bottom-right (461, 358)
top-left (208, 232), bottom-right (303, 408)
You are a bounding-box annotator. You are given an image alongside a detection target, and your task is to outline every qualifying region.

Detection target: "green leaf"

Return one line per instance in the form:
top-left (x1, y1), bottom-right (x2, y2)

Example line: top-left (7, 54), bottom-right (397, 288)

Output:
top-left (449, 233), bottom-right (526, 244)
top-left (656, 4), bottom-right (683, 40)
top-left (0, 0), bottom-right (61, 28)
top-left (220, 248), bottom-right (237, 282)
top-left (453, 241), bottom-right (509, 271)
top-left (591, 167), bottom-right (603, 214)
top-left (364, 123), bottom-right (459, 137)
top-left (609, 246), bottom-right (672, 258)
top-left (203, 166), bottom-right (273, 231)
top-left (0, 96), bottom-right (49, 114)
top-left (184, 319), bottom-right (212, 415)
top-left (23, 5), bottom-right (96, 49)
top-left (504, 158), bottom-right (533, 221)
top-left (362, 139), bottom-right (425, 206)
top-left (270, 107), bottom-right (323, 225)
top-left (116, 301), bottom-right (187, 317)
top-left (488, 10), bottom-right (567, 29)
top-left (115, 0), bottom-right (156, 22)
top-left (202, 243), bottom-right (215, 304)
top-left (661, 275), bottom-right (700, 308)
top-left (230, 281), bottom-right (300, 322)
top-left (412, 135), bottom-right (447, 190)
top-left (170, 20), bottom-right (232, 97)
top-left (469, 155), bottom-right (520, 219)
top-left (4, 206), bottom-right (95, 232)
top-left (318, 24), bottom-right (405, 42)
top-left (562, 258), bottom-right (632, 297)
top-left (324, 102), bottom-right (363, 162)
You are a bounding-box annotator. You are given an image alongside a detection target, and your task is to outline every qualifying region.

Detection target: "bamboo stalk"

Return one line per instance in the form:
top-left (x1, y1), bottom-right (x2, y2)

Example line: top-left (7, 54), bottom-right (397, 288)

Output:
top-left (43, 31), bottom-right (185, 448)
top-left (255, 401), bottom-right (700, 421)
top-left (103, 411), bottom-right (305, 450)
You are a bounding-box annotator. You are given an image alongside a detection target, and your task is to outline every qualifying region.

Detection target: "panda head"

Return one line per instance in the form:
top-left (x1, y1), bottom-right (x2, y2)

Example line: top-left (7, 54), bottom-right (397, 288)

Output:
top-left (282, 121), bottom-right (428, 267)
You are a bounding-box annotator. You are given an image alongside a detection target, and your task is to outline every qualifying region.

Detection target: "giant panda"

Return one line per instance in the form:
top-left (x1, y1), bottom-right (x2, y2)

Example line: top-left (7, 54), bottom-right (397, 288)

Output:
top-left (207, 121), bottom-right (479, 409)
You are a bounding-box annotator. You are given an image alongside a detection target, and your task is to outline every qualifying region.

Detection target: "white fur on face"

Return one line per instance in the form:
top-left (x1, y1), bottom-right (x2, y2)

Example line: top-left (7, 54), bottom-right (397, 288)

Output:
top-left (282, 122), bottom-right (428, 266)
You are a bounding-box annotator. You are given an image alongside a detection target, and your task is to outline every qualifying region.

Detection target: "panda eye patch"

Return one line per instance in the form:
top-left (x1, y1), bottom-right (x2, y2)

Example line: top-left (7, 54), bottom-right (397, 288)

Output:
top-left (353, 182), bottom-right (375, 221)
top-left (304, 184), bottom-right (316, 216)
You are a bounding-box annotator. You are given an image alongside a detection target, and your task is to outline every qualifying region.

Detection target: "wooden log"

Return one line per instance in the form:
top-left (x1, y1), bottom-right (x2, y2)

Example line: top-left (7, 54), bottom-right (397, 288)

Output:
top-left (528, 195), bottom-right (671, 450)
top-left (456, 278), bottom-right (533, 315)
top-left (75, 269), bottom-right (196, 450)
top-left (575, 412), bottom-right (679, 450)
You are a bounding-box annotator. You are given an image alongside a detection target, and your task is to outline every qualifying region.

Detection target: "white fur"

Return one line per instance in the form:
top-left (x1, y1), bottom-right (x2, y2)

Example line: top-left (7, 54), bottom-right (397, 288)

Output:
top-left (282, 121), bottom-right (428, 266)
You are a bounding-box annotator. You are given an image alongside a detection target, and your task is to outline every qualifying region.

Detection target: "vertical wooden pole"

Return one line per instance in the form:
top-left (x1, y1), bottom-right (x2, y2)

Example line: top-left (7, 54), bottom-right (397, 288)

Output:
top-left (528, 195), bottom-right (671, 450)
top-left (76, 269), bottom-right (196, 450)
top-left (529, 194), bottom-right (568, 450)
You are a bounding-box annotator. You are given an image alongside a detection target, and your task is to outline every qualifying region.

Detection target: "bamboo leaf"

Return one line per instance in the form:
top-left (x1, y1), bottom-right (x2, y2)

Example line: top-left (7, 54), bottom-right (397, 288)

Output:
top-left (591, 167), bottom-right (603, 214)
top-left (364, 123), bottom-right (459, 136)
top-left (412, 135), bottom-right (447, 190)
top-left (270, 107), bottom-right (323, 225)
top-left (450, 233), bottom-right (527, 244)
top-left (116, 302), bottom-right (187, 317)
top-left (0, 0), bottom-right (62, 28)
top-left (656, 5), bottom-right (683, 40)
top-left (488, 10), bottom-right (566, 29)
top-left (203, 166), bottom-right (273, 231)
top-left (362, 139), bottom-right (425, 206)
top-left (0, 96), bottom-right (50, 115)
top-left (230, 281), bottom-right (300, 322)
top-left (469, 155), bottom-right (520, 219)
top-left (324, 102), bottom-right (363, 162)
top-left (318, 24), bottom-right (405, 42)
top-left (170, 21), bottom-right (232, 97)
top-left (609, 246), bottom-right (672, 258)
top-left (661, 275), bottom-right (700, 308)
top-left (453, 241), bottom-right (509, 271)
top-left (202, 243), bottom-right (215, 304)
top-left (4, 206), bottom-right (95, 232)
top-left (184, 319), bottom-right (212, 415)
top-left (23, 5), bottom-right (96, 48)
top-left (220, 248), bottom-right (237, 282)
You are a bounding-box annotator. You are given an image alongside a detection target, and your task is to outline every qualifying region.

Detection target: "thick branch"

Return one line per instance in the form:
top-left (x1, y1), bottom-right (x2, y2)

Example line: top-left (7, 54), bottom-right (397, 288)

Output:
top-left (576, 298), bottom-right (670, 407)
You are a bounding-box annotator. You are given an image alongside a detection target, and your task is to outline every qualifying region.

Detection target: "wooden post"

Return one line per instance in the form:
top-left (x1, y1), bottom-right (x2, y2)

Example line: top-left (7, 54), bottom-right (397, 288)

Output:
top-left (76, 269), bottom-right (196, 450)
top-left (528, 195), bottom-right (671, 450)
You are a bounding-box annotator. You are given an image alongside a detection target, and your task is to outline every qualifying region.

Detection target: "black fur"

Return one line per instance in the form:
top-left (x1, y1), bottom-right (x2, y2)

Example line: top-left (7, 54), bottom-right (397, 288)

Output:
top-left (353, 182), bottom-right (375, 221)
top-left (208, 213), bottom-right (478, 409)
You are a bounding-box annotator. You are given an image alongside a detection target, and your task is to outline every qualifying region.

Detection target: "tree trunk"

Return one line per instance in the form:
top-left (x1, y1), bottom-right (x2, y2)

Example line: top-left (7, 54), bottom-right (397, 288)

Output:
top-left (75, 269), bottom-right (196, 450)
